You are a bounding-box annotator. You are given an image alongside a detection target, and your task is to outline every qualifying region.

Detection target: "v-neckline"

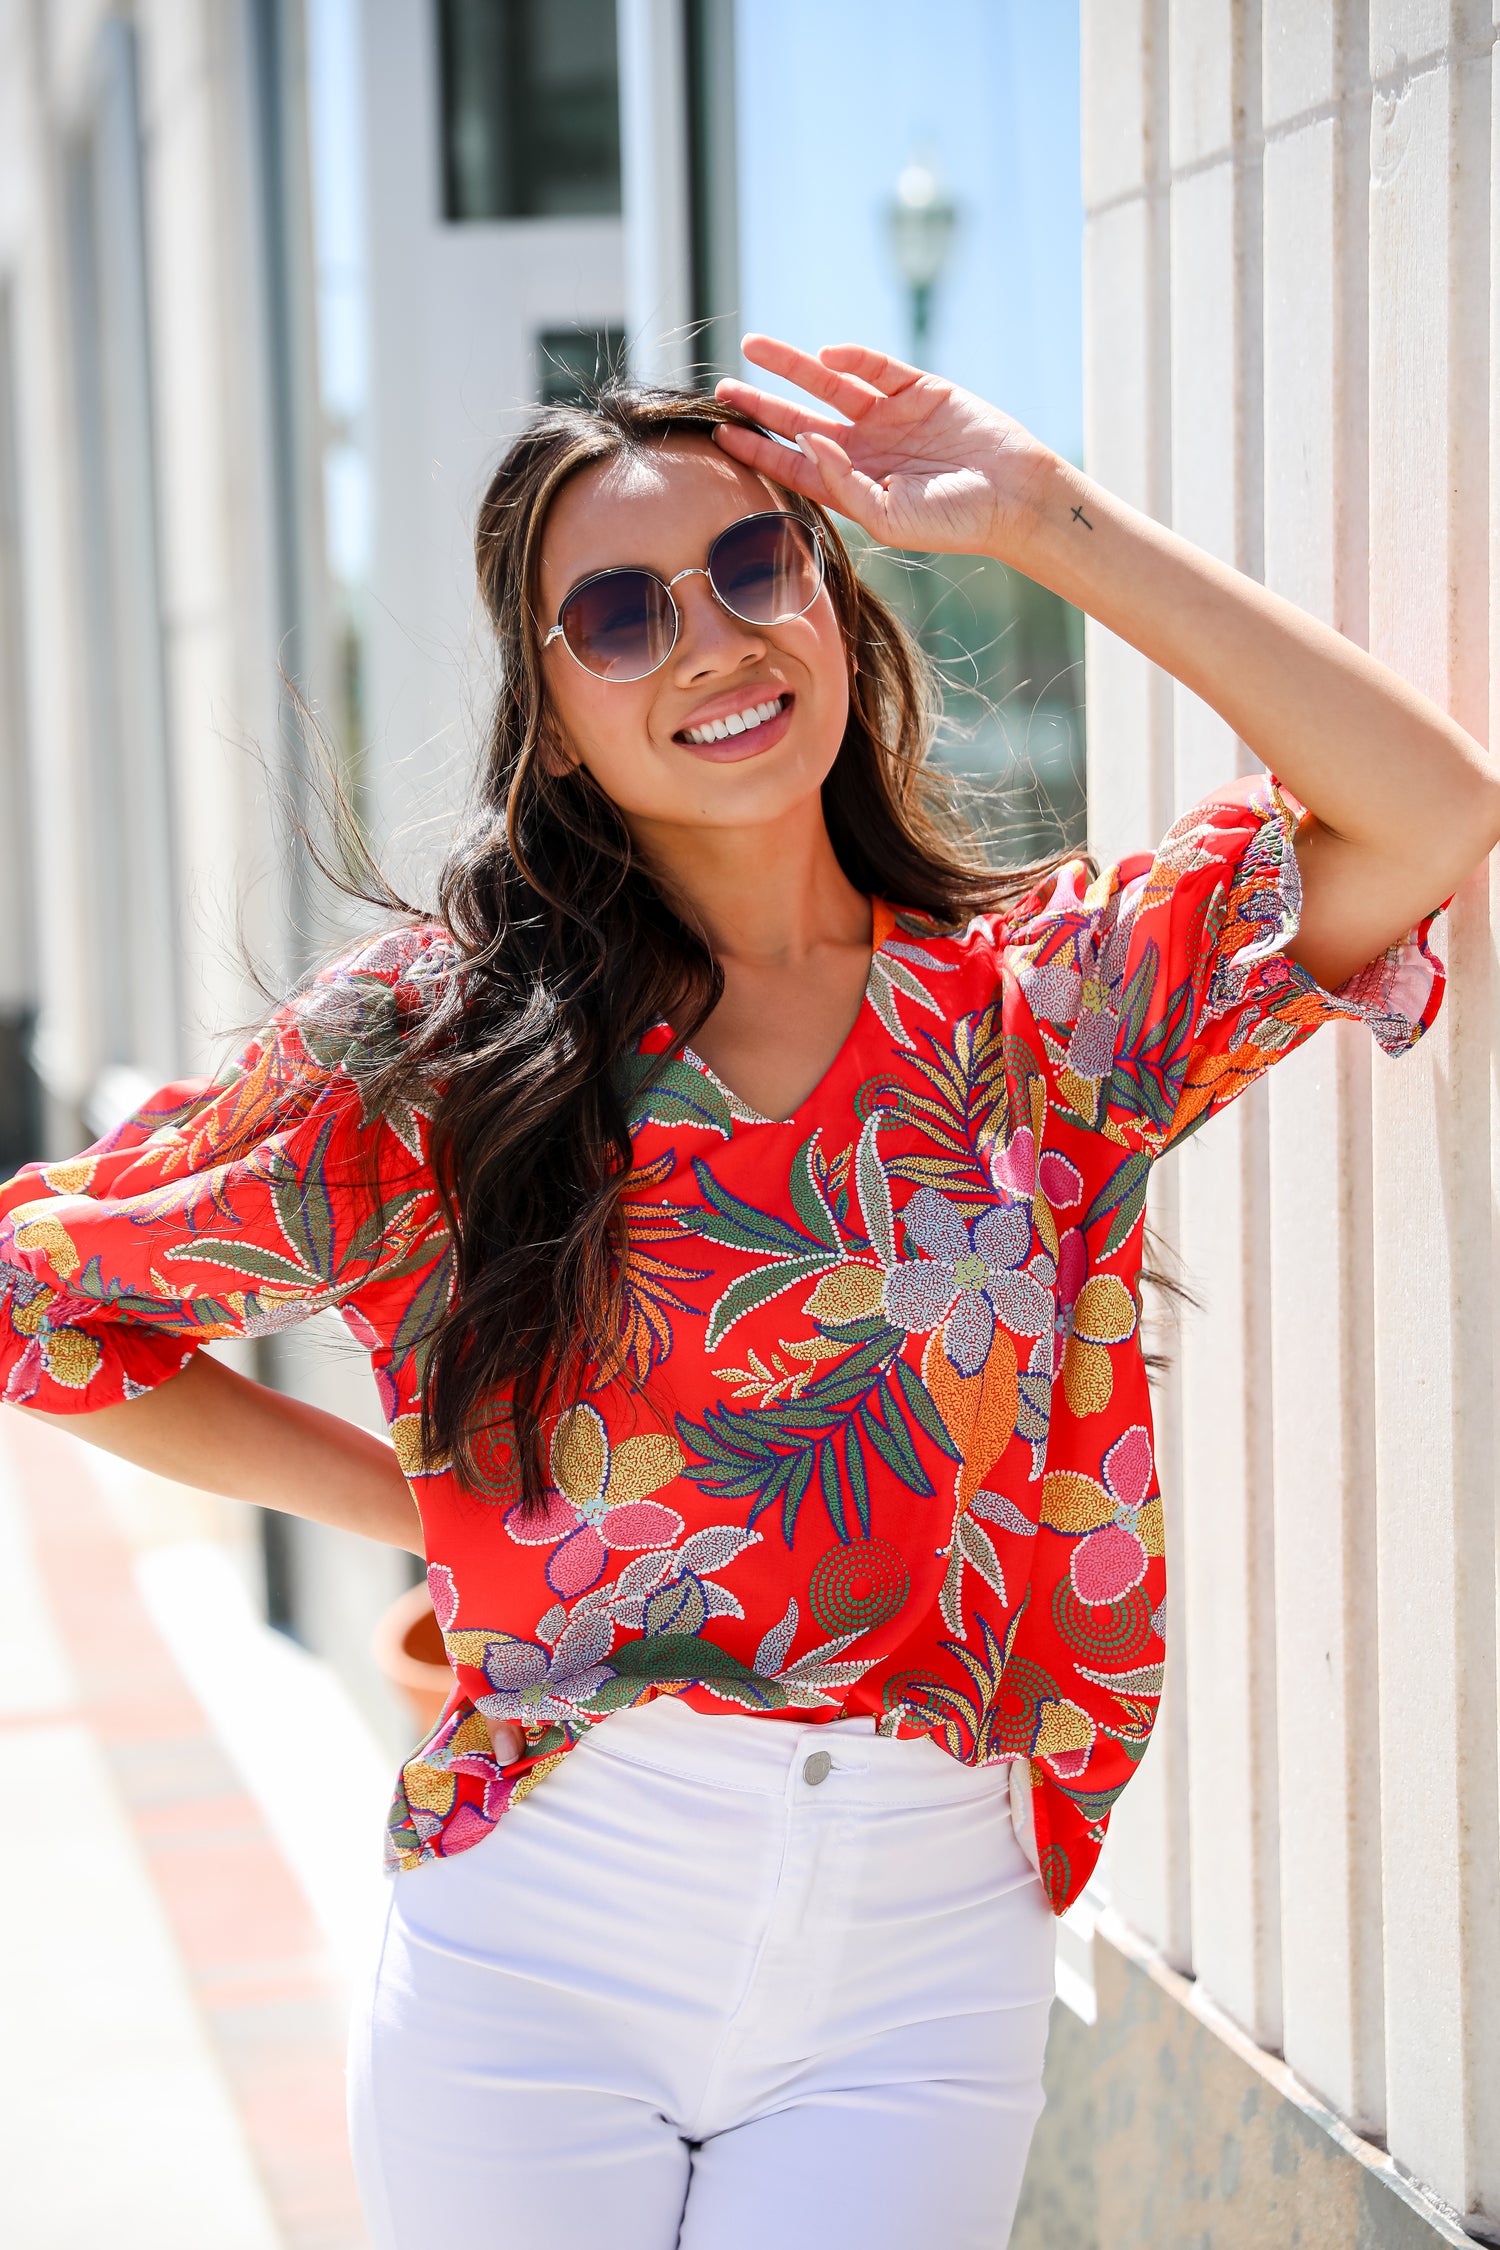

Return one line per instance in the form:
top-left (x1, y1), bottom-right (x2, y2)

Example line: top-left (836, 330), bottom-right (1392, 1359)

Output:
top-left (662, 898), bottom-right (898, 1129)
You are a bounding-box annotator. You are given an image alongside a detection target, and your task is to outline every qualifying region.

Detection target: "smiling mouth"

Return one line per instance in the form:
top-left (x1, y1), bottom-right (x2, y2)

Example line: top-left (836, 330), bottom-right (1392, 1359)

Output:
top-left (675, 692), bottom-right (792, 748)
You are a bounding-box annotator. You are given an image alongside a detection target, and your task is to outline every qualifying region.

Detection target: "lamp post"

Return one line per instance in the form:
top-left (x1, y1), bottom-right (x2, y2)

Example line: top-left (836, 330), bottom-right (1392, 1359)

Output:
top-left (887, 158), bottom-right (957, 358)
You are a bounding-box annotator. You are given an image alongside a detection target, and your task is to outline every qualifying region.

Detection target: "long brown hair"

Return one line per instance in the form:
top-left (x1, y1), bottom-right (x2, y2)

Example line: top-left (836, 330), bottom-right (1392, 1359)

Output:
top-left (375, 383), bottom-right (1072, 1508)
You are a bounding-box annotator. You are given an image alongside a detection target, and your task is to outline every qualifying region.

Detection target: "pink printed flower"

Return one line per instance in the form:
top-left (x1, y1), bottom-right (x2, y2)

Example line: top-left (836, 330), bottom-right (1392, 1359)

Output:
top-left (1070, 1425), bottom-right (1155, 1603)
top-left (987, 1124), bottom-right (1081, 1217)
top-left (505, 1402), bottom-right (686, 1598)
top-left (427, 1562), bottom-right (459, 1631)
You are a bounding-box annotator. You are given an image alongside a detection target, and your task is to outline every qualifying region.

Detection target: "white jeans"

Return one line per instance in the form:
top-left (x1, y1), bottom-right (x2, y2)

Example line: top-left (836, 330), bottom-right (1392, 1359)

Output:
top-left (347, 1698), bottom-right (1057, 2249)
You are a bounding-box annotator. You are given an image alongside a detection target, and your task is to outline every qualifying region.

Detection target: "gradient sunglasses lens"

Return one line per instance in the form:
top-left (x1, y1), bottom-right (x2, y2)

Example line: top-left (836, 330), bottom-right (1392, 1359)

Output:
top-left (558, 569), bottom-right (677, 681)
top-left (708, 513), bottom-right (823, 623)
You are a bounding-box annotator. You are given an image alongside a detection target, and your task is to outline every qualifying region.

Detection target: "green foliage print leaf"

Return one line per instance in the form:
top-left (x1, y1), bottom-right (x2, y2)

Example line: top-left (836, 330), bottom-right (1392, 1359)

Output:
top-left (269, 1112), bottom-right (339, 1280)
top-left (369, 1230), bottom-right (456, 1290)
top-left (819, 1440), bottom-right (849, 1542)
top-left (855, 1109), bottom-right (896, 1268)
top-left (158, 1237), bottom-right (317, 1290)
top-left (344, 1189), bottom-right (432, 1269)
top-left (390, 1245), bottom-right (455, 1372)
top-left (891, 1353), bottom-right (962, 1461)
top-left (843, 1419), bottom-right (871, 1537)
top-left (1114, 944), bottom-right (1159, 1059)
top-left (672, 1142), bottom-right (848, 1350)
top-left (613, 1050), bottom-right (737, 1139)
top-left (783, 1450), bottom-right (815, 1548)
top-left (604, 1634), bottom-right (769, 1689)
top-left (704, 1253), bottom-right (834, 1352)
top-left (680, 1157), bottom-right (822, 1257)
top-left (1081, 1147), bottom-right (1151, 1260)
top-left (1053, 1778), bottom-right (1131, 1822)
top-left (859, 1383), bottom-right (933, 1496)
top-left (788, 1134), bottom-right (841, 1252)
top-left (1105, 963), bottom-right (1194, 1137)
top-left (73, 1256), bottom-right (262, 1337)
top-left (679, 1321), bottom-right (935, 1548)
top-left (867, 948), bottom-right (948, 1049)
top-left (956, 1513), bottom-right (1007, 1603)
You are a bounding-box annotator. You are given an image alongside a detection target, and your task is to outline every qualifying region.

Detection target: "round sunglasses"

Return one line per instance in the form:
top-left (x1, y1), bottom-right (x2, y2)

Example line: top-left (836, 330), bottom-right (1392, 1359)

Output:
top-left (542, 510), bottom-right (826, 683)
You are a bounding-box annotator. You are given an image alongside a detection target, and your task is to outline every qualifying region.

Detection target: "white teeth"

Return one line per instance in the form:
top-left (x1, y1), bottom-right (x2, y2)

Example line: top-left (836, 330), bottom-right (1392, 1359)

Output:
top-left (683, 695), bottom-right (784, 746)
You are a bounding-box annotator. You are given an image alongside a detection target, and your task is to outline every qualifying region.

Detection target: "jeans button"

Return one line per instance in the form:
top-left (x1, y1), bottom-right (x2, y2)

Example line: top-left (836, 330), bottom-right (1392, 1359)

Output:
top-left (802, 1750), bottom-right (832, 1786)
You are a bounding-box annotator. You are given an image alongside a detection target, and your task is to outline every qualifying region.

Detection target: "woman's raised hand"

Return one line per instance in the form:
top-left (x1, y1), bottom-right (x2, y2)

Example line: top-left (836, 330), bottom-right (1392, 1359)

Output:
top-left (714, 336), bottom-right (1051, 559)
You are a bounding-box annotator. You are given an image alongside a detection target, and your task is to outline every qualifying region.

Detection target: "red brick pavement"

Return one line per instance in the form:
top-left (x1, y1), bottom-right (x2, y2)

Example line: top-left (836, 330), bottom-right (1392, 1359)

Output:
top-left (8, 1410), bottom-right (369, 2250)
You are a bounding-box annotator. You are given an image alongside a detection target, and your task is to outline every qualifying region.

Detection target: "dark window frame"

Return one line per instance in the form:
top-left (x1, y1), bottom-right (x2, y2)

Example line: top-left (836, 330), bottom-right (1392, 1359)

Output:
top-left (536, 325), bottom-right (628, 405)
top-left (436, 0), bottom-right (623, 223)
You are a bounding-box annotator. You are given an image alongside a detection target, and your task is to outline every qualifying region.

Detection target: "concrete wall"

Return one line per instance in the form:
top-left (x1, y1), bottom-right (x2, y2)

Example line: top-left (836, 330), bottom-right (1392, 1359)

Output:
top-left (1015, 1922), bottom-right (1481, 2249)
top-left (1075, 1), bottom-right (1500, 2238)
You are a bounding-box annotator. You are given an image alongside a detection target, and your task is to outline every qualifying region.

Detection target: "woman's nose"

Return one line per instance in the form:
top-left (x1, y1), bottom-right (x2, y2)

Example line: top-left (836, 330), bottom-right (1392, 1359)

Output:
top-left (671, 574), bottom-right (766, 677)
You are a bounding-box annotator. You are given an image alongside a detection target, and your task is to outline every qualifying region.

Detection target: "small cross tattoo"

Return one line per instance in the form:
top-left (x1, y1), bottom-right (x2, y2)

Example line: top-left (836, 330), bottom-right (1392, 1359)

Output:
top-left (1071, 503), bottom-right (1094, 530)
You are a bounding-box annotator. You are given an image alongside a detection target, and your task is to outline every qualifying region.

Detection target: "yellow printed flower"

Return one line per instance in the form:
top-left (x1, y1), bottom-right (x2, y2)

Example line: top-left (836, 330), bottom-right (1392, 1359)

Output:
top-left (8, 1282), bottom-right (56, 1338)
top-left (503, 1402), bottom-right (686, 1600)
top-left (1040, 1425), bottom-right (1156, 1606)
top-left (391, 1413), bottom-right (451, 1478)
top-left (40, 1328), bottom-right (102, 1389)
top-left (1033, 1696), bottom-right (1096, 1777)
top-left (801, 1261), bottom-right (886, 1327)
top-left (10, 1210), bottom-right (81, 1280)
top-left (40, 1159), bottom-right (97, 1195)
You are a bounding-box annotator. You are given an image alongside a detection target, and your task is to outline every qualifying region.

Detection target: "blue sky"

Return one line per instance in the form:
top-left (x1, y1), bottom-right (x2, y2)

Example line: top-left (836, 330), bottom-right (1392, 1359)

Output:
top-left (734, 0), bottom-right (1083, 462)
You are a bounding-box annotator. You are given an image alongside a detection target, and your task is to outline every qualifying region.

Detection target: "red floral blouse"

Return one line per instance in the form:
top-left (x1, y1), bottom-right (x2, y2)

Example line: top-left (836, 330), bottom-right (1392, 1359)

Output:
top-left (0, 776), bottom-right (1442, 1911)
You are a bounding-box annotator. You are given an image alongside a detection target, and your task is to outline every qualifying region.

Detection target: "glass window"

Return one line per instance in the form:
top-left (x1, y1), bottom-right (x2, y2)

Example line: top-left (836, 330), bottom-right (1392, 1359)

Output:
top-left (438, 0), bottom-right (621, 221)
top-left (852, 538), bottom-right (1087, 864)
top-left (537, 326), bottom-right (627, 404)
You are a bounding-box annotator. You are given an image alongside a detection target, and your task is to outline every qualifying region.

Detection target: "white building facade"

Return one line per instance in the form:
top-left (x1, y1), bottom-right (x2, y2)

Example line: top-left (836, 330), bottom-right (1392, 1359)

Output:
top-left (1070, 3), bottom-right (1500, 2241)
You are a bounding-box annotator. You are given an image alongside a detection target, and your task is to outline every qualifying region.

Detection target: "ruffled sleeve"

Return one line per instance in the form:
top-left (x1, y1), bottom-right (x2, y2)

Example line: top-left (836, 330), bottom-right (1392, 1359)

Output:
top-left (1007, 772), bottom-right (1444, 1156)
top-left (0, 925), bottom-right (452, 1414)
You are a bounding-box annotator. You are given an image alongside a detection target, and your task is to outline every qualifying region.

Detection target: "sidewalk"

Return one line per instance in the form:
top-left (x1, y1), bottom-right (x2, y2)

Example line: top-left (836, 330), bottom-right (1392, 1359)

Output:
top-left (0, 1410), bottom-right (390, 2250)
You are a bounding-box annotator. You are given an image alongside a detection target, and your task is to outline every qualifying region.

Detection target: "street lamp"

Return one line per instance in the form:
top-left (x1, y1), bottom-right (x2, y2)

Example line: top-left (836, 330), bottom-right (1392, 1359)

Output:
top-left (887, 158), bottom-right (957, 357)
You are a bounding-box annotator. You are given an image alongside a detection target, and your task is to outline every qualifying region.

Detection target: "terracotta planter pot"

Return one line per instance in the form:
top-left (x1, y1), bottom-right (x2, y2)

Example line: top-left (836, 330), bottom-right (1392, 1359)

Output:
top-left (372, 1581), bottom-right (453, 1735)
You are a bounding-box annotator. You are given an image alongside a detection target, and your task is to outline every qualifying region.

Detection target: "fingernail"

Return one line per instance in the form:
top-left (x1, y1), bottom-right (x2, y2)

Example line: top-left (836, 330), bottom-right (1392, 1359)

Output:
top-left (796, 433), bottom-right (819, 460)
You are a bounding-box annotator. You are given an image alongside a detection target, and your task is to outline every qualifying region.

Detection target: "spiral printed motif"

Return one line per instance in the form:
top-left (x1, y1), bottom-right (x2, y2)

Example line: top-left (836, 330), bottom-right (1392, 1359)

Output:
top-left (981, 1654), bottom-right (1060, 1756)
top-left (852, 1073), bottom-right (915, 1125)
top-left (881, 1668), bottom-right (949, 1725)
top-left (1050, 1578), bottom-right (1153, 1662)
top-left (809, 1538), bottom-right (911, 1635)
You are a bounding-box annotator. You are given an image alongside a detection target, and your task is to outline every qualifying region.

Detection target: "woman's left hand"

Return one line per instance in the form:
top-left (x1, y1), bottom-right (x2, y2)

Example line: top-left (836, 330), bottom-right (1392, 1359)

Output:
top-left (714, 335), bottom-right (1051, 560)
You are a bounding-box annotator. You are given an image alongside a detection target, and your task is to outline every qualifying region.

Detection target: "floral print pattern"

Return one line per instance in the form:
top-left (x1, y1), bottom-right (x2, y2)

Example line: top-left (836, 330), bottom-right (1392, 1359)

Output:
top-left (0, 778), bottom-right (1444, 1911)
top-left (505, 1404), bottom-right (689, 1600)
top-left (884, 1187), bottom-right (1052, 1374)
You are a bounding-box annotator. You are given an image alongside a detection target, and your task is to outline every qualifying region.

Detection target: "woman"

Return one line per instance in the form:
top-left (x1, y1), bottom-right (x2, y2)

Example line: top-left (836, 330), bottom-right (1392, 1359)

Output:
top-left (2, 336), bottom-right (1493, 2248)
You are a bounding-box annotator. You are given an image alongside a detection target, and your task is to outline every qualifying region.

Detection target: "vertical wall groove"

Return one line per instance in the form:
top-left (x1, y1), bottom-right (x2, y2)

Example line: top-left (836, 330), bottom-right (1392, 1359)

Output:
top-left (1084, 0), bottom-right (1500, 2222)
top-left (1083, 0), bottom-right (1193, 1973)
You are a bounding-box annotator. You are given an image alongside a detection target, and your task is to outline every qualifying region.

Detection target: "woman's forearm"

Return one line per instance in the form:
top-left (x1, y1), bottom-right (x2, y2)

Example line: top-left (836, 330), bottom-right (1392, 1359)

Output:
top-left (16, 1350), bottom-right (424, 1554)
top-left (1010, 453), bottom-right (1500, 986)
